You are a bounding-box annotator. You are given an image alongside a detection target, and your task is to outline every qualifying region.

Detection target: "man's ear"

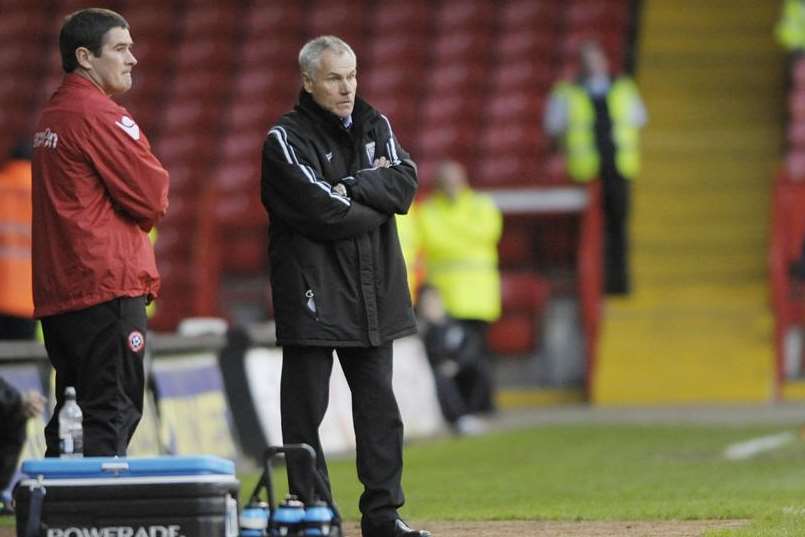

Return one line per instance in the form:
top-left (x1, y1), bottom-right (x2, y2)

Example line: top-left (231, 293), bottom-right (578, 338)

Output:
top-left (302, 73), bottom-right (313, 94)
top-left (75, 47), bottom-right (94, 70)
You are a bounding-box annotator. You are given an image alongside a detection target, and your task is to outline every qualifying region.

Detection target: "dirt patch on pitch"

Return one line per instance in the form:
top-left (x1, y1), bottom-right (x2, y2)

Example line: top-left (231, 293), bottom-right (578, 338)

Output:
top-left (0, 519), bottom-right (749, 537)
top-left (342, 519), bottom-right (749, 536)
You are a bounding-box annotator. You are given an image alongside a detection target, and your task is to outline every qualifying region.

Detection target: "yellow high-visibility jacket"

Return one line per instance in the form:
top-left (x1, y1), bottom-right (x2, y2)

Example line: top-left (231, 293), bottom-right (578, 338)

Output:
top-left (417, 188), bottom-right (502, 321)
top-left (777, 0), bottom-right (805, 51)
top-left (395, 208), bottom-right (420, 299)
top-left (559, 77), bottom-right (643, 182)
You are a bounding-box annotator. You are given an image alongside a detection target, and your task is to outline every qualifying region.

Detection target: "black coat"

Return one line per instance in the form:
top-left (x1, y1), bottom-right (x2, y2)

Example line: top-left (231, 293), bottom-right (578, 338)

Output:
top-left (261, 91), bottom-right (417, 347)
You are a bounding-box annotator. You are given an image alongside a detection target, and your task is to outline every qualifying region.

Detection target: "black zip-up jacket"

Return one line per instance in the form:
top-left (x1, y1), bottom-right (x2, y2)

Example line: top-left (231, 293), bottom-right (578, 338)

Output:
top-left (261, 91), bottom-right (418, 347)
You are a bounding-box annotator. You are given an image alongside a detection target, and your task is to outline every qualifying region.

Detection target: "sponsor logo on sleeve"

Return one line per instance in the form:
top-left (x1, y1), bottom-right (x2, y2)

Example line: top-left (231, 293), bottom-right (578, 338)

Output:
top-left (115, 116), bottom-right (141, 141)
top-left (33, 128), bottom-right (59, 149)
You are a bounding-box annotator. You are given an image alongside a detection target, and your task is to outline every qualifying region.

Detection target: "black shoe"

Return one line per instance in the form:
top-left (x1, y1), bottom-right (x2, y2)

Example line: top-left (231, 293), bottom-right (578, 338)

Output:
top-left (364, 518), bottom-right (432, 537)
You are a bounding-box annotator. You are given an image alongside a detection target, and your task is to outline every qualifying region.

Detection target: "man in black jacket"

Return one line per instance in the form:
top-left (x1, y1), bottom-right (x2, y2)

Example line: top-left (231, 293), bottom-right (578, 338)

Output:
top-left (261, 36), bottom-right (430, 537)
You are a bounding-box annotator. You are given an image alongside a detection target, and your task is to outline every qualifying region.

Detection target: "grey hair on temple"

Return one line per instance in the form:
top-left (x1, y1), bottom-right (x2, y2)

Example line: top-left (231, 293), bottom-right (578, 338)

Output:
top-left (298, 35), bottom-right (356, 77)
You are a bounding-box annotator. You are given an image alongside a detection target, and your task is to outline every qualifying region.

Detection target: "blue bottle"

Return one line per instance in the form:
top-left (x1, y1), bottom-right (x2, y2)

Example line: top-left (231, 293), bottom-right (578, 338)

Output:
top-left (302, 501), bottom-right (334, 535)
top-left (239, 502), bottom-right (269, 537)
top-left (269, 495), bottom-right (306, 536)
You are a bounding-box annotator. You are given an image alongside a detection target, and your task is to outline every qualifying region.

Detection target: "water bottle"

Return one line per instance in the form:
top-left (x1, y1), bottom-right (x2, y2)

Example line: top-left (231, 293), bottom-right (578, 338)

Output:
top-left (239, 502), bottom-right (269, 537)
top-left (269, 495), bottom-right (305, 536)
top-left (303, 501), bottom-right (334, 536)
top-left (58, 386), bottom-right (83, 458)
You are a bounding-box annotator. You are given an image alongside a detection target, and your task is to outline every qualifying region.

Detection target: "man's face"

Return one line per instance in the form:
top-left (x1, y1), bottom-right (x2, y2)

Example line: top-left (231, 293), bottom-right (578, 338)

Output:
top-left (81, 26), bottom-right (137, 96)
top-left (581, 46), bottom-right (608, 78)
top-left (303, 48), bottom-right (357, 119)
top-left (437, 162), bottom-right (468, 200)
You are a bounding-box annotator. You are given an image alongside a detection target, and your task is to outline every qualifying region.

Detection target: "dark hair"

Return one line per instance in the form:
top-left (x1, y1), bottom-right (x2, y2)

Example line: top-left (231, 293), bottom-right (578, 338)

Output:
top-left (59, 8), bottom-right (129, 73)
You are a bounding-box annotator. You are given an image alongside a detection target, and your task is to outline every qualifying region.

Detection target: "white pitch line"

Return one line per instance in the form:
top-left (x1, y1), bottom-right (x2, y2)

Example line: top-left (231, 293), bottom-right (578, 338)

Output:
top-left (724, 431), bottom-right (796, 461)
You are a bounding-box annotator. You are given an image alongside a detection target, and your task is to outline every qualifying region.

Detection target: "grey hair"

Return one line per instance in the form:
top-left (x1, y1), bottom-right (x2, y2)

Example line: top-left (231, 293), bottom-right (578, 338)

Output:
top-left (298, 35), bottom-right (356, 78)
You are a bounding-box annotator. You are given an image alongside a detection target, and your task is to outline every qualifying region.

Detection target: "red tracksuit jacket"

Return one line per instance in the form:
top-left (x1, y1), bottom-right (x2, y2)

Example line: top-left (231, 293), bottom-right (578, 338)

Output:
top-left (31, 74), bottom-right (169, 318)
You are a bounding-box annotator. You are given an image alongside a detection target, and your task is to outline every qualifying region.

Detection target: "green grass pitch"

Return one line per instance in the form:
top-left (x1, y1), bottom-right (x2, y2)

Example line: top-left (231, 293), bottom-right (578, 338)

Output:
top-left (4, 423), bottom-right (805, 535)
top-left (239, 423), bottom-right (805, 536)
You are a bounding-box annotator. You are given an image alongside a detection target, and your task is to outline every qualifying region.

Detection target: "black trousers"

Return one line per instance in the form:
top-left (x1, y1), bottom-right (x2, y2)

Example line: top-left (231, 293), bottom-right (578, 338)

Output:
top-left (281, 343), bottom-right (404, 527)
top-left (42, 296), bottom-right (146, 457)
top-left (602, 168), bottom-right (631, 295)
top-left (454, 320), bottom-right (495, 414)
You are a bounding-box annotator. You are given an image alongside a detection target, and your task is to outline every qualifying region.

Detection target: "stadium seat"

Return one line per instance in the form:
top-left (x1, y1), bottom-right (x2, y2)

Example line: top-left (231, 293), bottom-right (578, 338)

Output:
top-left (495, 29), bottom-right (558, 62)
top-left (246, 2), bottom-right (304, 32)
top-left (487, 271), bottom-right (552, 355)
top-left (431, 30), bottom-right (494, 62)
top-left (487, 314), bottom-right (539, 355)
top-left (492, 59), bottom-right (555, 92)
top-left (425, 62), bottom-right (488, 93)
top-left (372, 0), bottom-right (429, 31)
top-left (498, 221), bottom-right (536, 268)
top-left (500, 0), bottom-right (562, 32)
top-left (434, 0), bottom-right (496, 31)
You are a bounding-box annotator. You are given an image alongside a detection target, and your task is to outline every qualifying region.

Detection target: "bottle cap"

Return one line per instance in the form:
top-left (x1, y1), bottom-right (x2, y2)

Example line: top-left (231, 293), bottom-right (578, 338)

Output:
top-left (65, 386), bottom-right (76, 398)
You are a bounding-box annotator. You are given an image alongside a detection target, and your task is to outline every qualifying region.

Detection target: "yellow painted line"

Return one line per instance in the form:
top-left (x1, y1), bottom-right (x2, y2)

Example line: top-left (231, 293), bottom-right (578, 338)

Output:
top-left (497, 388), bottom-right (585, 409)
top-left (782, 381), bottom-right (805, 401)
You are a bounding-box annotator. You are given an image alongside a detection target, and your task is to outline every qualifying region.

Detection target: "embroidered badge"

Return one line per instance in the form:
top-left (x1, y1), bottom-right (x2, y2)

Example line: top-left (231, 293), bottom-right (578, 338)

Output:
top-left (115, 116), bottom-right (141, 141)
top-left (128, 330), bottom-right (145, 353)
top-left (365, 141), bottom-right (376, 163)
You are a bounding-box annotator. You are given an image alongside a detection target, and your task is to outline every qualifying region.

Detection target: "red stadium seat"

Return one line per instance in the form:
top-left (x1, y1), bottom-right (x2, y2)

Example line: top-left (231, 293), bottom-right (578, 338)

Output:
top-left (478, 122), bottom-right (546, 157)
top-left (425, 62), bottom-right (487, 93)
top-left (434, 0), bottom-right (496, 31)
top-left (372, 0), bottom-right (429, 31)
top-left (500, 272), bottom-right (552, 313)
top-left (180, 4), bottom-right (237, 35)
top-left (487, 314), bottom-right (538, 355)
top-left (498, 223), bottom-right (536, 268)
top-left (500, 0), bottom-right (562, 32)
top-left (484, 90), bottom-right (544, 123)
top-left (421, 94), bottom-right (482, 124)
top-left (431, 30), bottom-right (494, 62)
top-left (492, 59), bottom-right (556, 92)
top-left (245, 3), bottom-right (305, 33)
top-left (487, 271), bottom-right (552, 354)
top-left (495, 29), bottom-right (558, 61)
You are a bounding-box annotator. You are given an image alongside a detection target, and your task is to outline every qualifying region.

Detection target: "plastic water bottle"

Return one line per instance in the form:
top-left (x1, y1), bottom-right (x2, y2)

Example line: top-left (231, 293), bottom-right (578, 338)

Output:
top-left (239, 502), bottom-right (269, 537)
top-left (58, 386), bottom-right (83, 458)
top-left (303, 501), bottom-right (334, 536)
top-left (269, 495), bottom-right (305, 536)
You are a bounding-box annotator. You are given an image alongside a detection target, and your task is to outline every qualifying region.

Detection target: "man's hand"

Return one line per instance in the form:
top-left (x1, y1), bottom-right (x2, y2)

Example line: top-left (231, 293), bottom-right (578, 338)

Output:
top-left (333, 183), bottom-right (348, 197)
top-left (373, 157), bottom-right (391, 169)
top-left (21, 390), bottom-right (46, 419)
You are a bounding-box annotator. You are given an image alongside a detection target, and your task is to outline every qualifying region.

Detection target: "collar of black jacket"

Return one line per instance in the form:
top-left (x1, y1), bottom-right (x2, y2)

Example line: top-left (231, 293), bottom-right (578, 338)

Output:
top-left (296, 89), bottom-right (377, 136)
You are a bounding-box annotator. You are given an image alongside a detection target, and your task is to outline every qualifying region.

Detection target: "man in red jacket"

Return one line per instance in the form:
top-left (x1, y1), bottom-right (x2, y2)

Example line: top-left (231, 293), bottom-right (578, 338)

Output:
top-left (31, 8), bottom-right (169, 457)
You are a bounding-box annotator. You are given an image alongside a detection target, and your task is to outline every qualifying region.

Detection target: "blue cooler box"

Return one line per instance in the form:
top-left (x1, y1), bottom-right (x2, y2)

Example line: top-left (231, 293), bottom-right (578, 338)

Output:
top-left (14, 456), bottom-right (240, 537)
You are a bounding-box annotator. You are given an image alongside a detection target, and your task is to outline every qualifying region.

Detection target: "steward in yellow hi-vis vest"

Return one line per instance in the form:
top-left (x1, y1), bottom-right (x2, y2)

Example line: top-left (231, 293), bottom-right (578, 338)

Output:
top-left (544, 41), bottom-right (647, 295)
top-left (417, 160), bottom-right (502, 414)
top-left (776, 0), bottom-right (805, 51)
top-left (418, 162), bottom-right (502, 322)
top-left (556, 77), bottom-right (642, 182)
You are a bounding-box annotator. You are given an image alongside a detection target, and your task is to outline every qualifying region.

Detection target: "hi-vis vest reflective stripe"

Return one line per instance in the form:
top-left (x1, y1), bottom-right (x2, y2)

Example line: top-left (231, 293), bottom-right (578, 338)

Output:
top-left (776, 0), bottom-right (805, 51)
top-left (563, 77), bottom-right (641, 182)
